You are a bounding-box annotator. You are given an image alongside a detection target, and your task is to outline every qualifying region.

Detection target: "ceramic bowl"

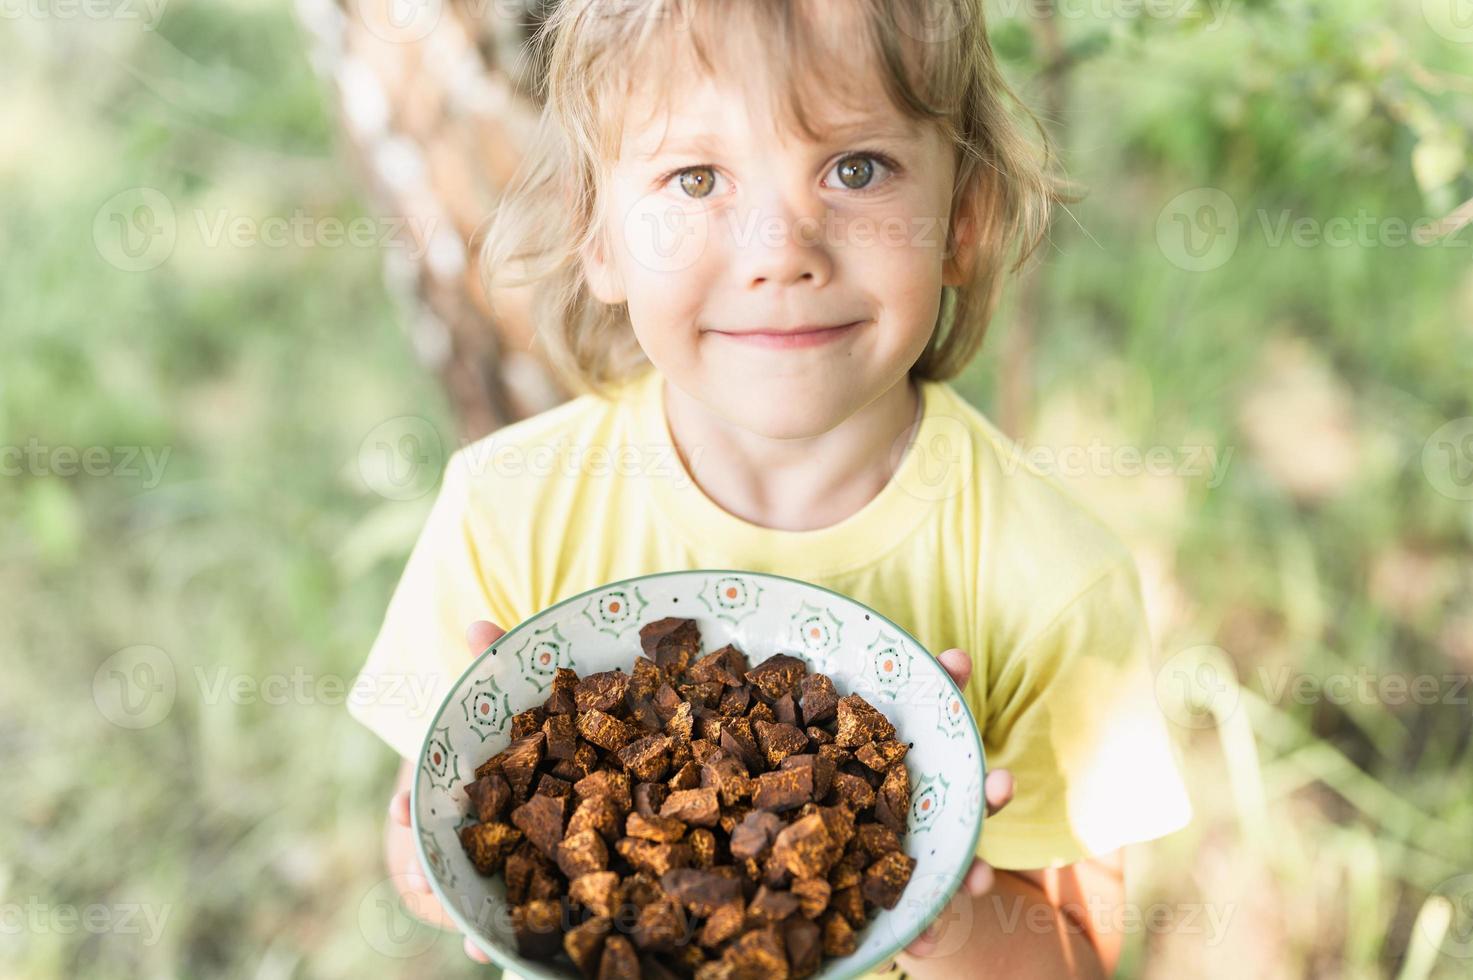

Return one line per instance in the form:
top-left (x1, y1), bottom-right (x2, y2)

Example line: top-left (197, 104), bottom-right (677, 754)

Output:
top-left (412, 569), bottom-right (986, 979)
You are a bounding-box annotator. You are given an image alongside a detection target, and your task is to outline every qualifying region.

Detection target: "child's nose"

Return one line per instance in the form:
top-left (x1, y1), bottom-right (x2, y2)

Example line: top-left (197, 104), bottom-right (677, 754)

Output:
top-left (735, 191), bottom-right (835, 290)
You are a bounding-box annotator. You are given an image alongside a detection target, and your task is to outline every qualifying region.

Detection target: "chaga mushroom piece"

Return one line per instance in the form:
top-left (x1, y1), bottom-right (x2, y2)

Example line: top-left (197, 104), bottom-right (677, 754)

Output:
top-left (512, 898), bottom-right (564, 960)
top-left (686, 644), bottom-right (748, 687)
top-left (745, 653), bottom-right (808, 700)
top-left (784, 916), bottom-right (823, 979)
top-left (557, 827), bottom-right (610, 879)
top-left (855, 823), bottom-right (903, 858)
top-left (625, 811), bottom-right (687, 843)
top-left (458, 821), bottom-right (522, 875)
top-left (659, 787), bottom-right (720, 827)
top-left (791, 877), bottom-right (831, 919)
top-left (821, 910), bottom-right (857, 957)
top-left (753, 721), bottom-right (809, 767)
top-left (748, 884), bottom-right (801, 922)
top-left (828, 772), bottom-right (876, 811)
top-left (510, 792), bottom-right (567, 859)
top-left (720, 924), bottom-right (788, 977)
top-left (687, 827), bottom-right (717, 869)
top-left (699, 900), bottom-right (747, 948)
top-left (860, 851), bottom-right (917, 910)
top-left (616, 733), bottom-right (673, 782)
top-left (729, 809), bottom-right (784, 862)
top-left (570, 871), bottom-right (621, 918)
top-left (545, 666), bottom-right (579, 715)
top-left (616, 837), bottom-right (693, 877)
top-left (510, 705), bottom-right (547, 739)
top-left (718, 722), bottom-right (763, 773)
top-left (778, 754), bottom-right (834, 801)
top-left (752, 766), bottom-right (814, 811)
top-left (830, 884), bottom-right (865, 927)
top-left (465, 772), bottom-right (512, 822)
top-left (499, 732), bottom-right (547, 799)
top-left (543, 713), bottom-right (579, 760)
top-left (873, 764), bottom-right (910, 836)
top-left (628, 656), bottom-right (664, 701)
top-left (701, 749), bottom-right (751, 807)
top-left (576, 669), bottom-right (631, 714)
top-left (772, 813), bottom-right (837, 879)
top-left (575, 770), bottom-right (634, 814)
top-left (579, 709), bottom-right (636, 752)
top-left (631, 894), bottom-right (687, 952)
top-left (597, 934), bottom-right (641, 980)
top-left (565, 915), bottom-right (612, 978)
top-left (855, 739), bottom-right (909, 772)
top-left (640, 617), bottom-right (702, 675)
top-left (834, 694), bottom-right (896, 748)
top-left (633, 781), bottom-right (669, 818)
top-left (798, 673), bottom-right (838, 724)
top-left (660, 868), bottom-right (744, 916)
top-left (568, 793), bottom-right (624, 842)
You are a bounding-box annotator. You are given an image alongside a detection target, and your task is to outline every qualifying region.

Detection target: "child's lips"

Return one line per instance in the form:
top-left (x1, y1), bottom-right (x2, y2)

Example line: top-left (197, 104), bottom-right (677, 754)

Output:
top-left (708, 320), bottom-right (864, 349)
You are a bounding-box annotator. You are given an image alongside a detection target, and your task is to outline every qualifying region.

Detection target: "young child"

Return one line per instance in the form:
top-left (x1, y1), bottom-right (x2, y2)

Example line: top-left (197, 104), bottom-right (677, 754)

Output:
top-left (350, 1), bottom-right (1192, 976)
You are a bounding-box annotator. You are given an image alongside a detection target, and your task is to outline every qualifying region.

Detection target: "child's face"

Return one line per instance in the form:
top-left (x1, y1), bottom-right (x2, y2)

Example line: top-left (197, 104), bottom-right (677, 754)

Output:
top-left (584, 67), bottom-right (973, 440)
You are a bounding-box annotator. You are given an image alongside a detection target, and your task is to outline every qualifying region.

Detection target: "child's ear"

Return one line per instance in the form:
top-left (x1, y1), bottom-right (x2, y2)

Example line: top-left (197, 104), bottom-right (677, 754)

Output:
top-left (942, 176), bottom-right (982, 288)
top-left (581, 227), bottom-right (628, 306)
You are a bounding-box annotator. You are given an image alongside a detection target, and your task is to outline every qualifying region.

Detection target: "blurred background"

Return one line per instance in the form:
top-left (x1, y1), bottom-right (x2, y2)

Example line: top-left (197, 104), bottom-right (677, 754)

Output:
top-left (2, 0), bottom-right (1470, 977)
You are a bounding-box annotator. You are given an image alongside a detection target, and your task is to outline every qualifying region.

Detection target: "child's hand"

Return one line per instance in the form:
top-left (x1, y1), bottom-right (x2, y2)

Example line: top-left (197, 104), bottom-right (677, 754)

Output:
top-left (385, 620), bottom-right (509, 963)
top-left (934, 647), bottom-right (1015, 900)
top-left (881, 649), bottom-right (1015, 969)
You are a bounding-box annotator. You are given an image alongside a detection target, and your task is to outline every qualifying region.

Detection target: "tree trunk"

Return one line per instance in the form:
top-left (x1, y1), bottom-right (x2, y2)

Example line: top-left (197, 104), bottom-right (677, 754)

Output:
top-left (296, 0), bottom-right (569, 441)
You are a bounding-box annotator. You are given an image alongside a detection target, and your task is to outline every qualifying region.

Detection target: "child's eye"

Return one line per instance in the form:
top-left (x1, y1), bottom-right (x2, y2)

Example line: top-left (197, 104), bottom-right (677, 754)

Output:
top-left (664, 165), bottom-right (725, 200)
top-left (661, 151), bottom-right (900, 200)
top-left (823, 151), bottom-right (899, 194)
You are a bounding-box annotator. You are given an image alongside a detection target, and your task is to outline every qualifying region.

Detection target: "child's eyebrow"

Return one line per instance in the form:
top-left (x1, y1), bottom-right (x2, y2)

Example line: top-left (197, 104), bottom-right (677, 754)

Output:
top-left (634, 116), bottom-right (918, 162)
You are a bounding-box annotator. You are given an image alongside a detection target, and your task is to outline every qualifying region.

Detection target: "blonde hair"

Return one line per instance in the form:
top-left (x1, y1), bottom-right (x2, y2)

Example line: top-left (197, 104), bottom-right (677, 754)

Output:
top-left (480, 0), bottom-right (1074, 399)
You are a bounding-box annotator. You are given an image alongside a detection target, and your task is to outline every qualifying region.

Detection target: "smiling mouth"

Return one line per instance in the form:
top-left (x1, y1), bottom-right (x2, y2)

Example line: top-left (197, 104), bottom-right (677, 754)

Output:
top-left (707, 321), bottom-right (865, 349)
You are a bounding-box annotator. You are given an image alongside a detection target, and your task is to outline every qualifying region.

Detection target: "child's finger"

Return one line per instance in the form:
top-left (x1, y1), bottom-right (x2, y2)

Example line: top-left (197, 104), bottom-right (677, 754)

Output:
top-left (465, 620), bottom-right (507, 655)
top-left (963, 857), bottom-right (996, 896)
top-left (405, 855), bottom-right (430, 895)
top-left (902, 913), bottom-right (947, 958)
top-left (389, 790), bottom-right (411, 828)
top-left (984, 768), bottom-right (1015, 816)
top-left (464, 935), bottom-right (491, 962)
top-left (937, 648), bottom-right (972, 689)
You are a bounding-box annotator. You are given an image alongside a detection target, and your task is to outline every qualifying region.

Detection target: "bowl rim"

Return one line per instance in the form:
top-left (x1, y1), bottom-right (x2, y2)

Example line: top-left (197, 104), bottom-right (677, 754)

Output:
top-left (412, 568), bottom-right (987, 980)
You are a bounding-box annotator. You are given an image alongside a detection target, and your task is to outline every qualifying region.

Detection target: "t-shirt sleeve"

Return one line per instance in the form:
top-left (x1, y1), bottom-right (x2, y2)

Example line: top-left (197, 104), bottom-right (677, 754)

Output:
top-left (975, 557), bottom-right (1193, 870)
top-left (347, 448), bottom-right (523, 761)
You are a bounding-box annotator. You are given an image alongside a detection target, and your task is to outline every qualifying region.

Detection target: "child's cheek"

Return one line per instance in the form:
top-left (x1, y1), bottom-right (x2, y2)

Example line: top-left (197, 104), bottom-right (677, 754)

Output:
top-left (612, 188), bottom-right (717, 283)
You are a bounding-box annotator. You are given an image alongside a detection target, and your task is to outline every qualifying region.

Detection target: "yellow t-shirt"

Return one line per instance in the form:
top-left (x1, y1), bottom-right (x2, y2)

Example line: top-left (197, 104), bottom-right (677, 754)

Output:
top-left (350, 366), bottom-right (1192, 875)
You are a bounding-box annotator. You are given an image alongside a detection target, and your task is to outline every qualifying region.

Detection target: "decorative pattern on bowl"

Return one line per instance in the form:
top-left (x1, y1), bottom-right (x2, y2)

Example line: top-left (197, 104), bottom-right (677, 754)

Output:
top-left (412, 569), bottom-right (986, 980)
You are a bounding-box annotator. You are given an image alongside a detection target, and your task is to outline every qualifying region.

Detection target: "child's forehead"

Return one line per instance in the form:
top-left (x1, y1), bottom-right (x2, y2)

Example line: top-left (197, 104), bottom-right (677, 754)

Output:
top-left (595, 4), bottom-right (932, 164)
top-left (607, 57), bottom-right (922, 167)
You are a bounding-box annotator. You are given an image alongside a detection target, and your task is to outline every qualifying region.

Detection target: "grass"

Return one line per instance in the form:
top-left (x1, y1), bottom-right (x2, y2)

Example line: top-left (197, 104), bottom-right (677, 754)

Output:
top-left (1, 1), bottom-right (1469, 977)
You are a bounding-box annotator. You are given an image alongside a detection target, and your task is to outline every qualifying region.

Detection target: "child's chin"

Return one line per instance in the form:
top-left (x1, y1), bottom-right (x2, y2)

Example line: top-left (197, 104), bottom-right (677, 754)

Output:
top-left (717, 390), bottom-right (851, 440)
